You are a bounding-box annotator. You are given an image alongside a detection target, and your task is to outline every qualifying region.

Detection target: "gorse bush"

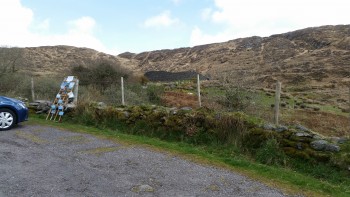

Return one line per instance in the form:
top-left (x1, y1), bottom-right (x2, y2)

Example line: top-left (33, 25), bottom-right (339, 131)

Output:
top-left (221, 86), bottom-right (258, 112)
top-left (146, 84), bottom-right (164, 105)
top-left (71, 61), bottom-right (130, 89)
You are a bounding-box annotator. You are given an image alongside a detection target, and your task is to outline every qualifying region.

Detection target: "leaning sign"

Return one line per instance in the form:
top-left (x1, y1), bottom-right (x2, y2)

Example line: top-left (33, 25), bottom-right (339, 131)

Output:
top-left (46, 76), bottom-right (79, 122)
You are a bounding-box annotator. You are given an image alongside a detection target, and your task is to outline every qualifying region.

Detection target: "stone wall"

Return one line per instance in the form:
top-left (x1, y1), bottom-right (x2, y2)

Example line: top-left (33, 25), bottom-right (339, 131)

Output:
top-left (84, 103), bottom-right (350, 170)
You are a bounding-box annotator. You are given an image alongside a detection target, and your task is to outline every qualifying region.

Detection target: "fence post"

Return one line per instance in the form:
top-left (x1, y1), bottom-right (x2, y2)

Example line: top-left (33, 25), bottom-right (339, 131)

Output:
top-left (31, 77), bottom-right (35, 101)
top-left (73, 79), bottom-right (79, 105)
top-left (274, 81), bottom-right (281, 125)
top-left (197, 74), bottom-right (201, 107)
top-left (121, 77), bottom-right (125, 105)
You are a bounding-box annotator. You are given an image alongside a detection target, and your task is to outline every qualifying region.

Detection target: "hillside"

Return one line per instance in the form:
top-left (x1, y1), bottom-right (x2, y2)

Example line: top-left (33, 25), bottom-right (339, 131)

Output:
top-left (118, 25), bottom-right (350, 106)
top-left (0, 25), bottom-right (349, 106)
top-left (0, 45), bottom-right (123, 76)
top-left (119, 25), bottom-right (349, 81)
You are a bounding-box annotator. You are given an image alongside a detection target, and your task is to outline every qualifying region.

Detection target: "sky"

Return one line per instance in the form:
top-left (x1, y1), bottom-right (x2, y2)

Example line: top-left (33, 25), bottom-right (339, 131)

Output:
top-left (0, 0), bottom-right (349, 55)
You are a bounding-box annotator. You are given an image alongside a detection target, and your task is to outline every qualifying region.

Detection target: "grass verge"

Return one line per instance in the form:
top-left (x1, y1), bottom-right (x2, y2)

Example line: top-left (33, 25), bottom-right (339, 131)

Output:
top-left (26, 115), bottom-right (350, 197)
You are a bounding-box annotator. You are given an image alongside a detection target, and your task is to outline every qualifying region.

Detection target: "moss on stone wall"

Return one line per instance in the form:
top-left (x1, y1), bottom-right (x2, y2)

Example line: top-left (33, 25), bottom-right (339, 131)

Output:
top-left (73, 103), bottom-right (350, 170)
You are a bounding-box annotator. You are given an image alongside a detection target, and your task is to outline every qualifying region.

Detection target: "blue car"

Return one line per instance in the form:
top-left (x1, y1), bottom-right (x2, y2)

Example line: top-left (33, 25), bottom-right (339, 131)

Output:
top-left (0, 96), bottom-right (28, 131)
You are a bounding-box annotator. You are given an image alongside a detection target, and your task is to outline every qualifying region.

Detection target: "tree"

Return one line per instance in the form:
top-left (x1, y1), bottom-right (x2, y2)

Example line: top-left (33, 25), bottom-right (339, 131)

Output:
top-left (0, 46), bottom-right (23, 74)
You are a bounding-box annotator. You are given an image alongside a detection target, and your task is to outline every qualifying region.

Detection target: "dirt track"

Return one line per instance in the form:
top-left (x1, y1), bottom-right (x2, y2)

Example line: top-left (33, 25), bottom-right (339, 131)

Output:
top-left (0, 125), bottom-right (289, 197)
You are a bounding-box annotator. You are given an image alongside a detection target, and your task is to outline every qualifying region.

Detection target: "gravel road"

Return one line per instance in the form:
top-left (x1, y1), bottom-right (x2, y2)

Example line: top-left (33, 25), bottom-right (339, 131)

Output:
top-left (0, 125), bottom-right (289, 197)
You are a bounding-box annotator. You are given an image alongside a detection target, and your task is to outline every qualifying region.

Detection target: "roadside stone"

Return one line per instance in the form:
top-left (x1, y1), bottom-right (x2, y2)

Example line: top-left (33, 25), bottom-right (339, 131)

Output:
top-left (263, 123), bottom-right (275, 130)
top-left (310, 140), bottom-right (328, 151)
top-left (325, 144), bottom-right (340, 152)
top-left (313, 135), bottom-right (323, 140)
top-left (295, 124), bottom-right (309, 132)
top-left (180, 107), bottom-right (192, 111)
top-left (295, 132), bottom-right (312, 137)
top-left (275, 125), bottom-right (288, 132)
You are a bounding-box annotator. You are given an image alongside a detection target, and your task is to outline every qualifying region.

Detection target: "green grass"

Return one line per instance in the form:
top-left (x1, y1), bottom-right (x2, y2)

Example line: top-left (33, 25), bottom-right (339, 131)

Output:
top-left (27, 114), bottom-right (350, 197)
top-left (315, 104), bottom-right (348, 116)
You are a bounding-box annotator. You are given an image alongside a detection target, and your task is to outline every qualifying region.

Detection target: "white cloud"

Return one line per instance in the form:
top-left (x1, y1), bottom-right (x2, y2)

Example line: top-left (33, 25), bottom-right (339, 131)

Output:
top-left (0, 0), bottom-right (118, 54)
top-left (0, 0), bottom-right (33, 41)
top-left (171, 0), bottom-right (181, 5)
top-left (143, 11), bottom-right (180, 28)
top-left (68, 16), bottom-right (95, 35)
top-left (190, 26), bottom-right (232, 46)
top-left (191, 0), bottom-right (350, 46)
top-left (35, 18), bottom-right (50, 31)
top-left (201, 8), bottom-right (212, 21)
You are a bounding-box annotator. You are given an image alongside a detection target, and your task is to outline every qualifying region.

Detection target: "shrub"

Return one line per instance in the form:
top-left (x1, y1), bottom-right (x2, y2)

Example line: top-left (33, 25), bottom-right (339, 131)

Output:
top-left (214, 112), bottom-right (248, 147)
top-left (255, 138), bottom-right (288, 166)
top-left (71, 61), bottom-right (130, 89)
top-left (146, 85), bottom-right (164, 105)
top-left (33, 76), bottom-right (61, 100)
top-left (221, 87), bottom-right (256, 112)
top-left (0, 73), bottom-right (31, 98)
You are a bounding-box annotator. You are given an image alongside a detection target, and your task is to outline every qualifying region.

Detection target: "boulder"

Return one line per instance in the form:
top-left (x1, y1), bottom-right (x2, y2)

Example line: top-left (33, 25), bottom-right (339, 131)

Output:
top-left (275, 125), bottom-right (288, 132)
top-left (29, 100), bottom-right (51, 113)
top-left (325, 144), bottom-right (340, 152)
top-left (295, 124), bottom-right (310, 132)
top-left (310, 140), bottom-right (340, 152)
top-left (263, 123), bottom-right (275, 130)
top-left (310, 140), bottom-right (328, 151)
top-left (295, 132), bottom-right (312, 137)
top-left (180, 107), bottom-right (192, 111)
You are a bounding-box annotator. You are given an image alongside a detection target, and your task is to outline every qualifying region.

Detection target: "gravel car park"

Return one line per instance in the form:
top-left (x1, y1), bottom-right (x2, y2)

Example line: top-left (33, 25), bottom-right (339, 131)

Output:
top-left (0, 125), bottom-right (287, 196)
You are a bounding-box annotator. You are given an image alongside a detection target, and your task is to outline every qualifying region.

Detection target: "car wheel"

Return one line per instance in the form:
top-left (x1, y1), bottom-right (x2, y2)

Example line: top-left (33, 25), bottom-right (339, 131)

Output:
top-left (0, 109), bottom-right (17, 131)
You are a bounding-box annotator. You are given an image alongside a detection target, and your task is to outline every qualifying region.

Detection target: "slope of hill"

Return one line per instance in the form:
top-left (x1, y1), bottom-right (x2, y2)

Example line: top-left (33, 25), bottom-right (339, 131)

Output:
top-left (0, 45), bottom-right (123, 76)
top-left (0, 25), bottom-right (349, 106)
top-left (118, 25), bottom-right (350, 106)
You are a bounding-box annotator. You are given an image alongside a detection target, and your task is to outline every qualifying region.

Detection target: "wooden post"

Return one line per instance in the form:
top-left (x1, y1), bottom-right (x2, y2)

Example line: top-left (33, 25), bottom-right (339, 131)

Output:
top-left (73, 79), bottom-right (79, 105)
top-left (197, 74), bottom-right (201, 107)
top-left (274, 81), bottom-right (281, 125)
top-left (31, 77), bottom-right (35, 101)
top-left (121, 77), bottom-right (125, 105)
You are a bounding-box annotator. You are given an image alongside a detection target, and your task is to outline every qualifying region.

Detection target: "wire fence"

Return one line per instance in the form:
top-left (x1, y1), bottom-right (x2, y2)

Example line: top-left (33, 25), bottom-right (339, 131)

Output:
top-left (1, 73), bottom-right (349, 137)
